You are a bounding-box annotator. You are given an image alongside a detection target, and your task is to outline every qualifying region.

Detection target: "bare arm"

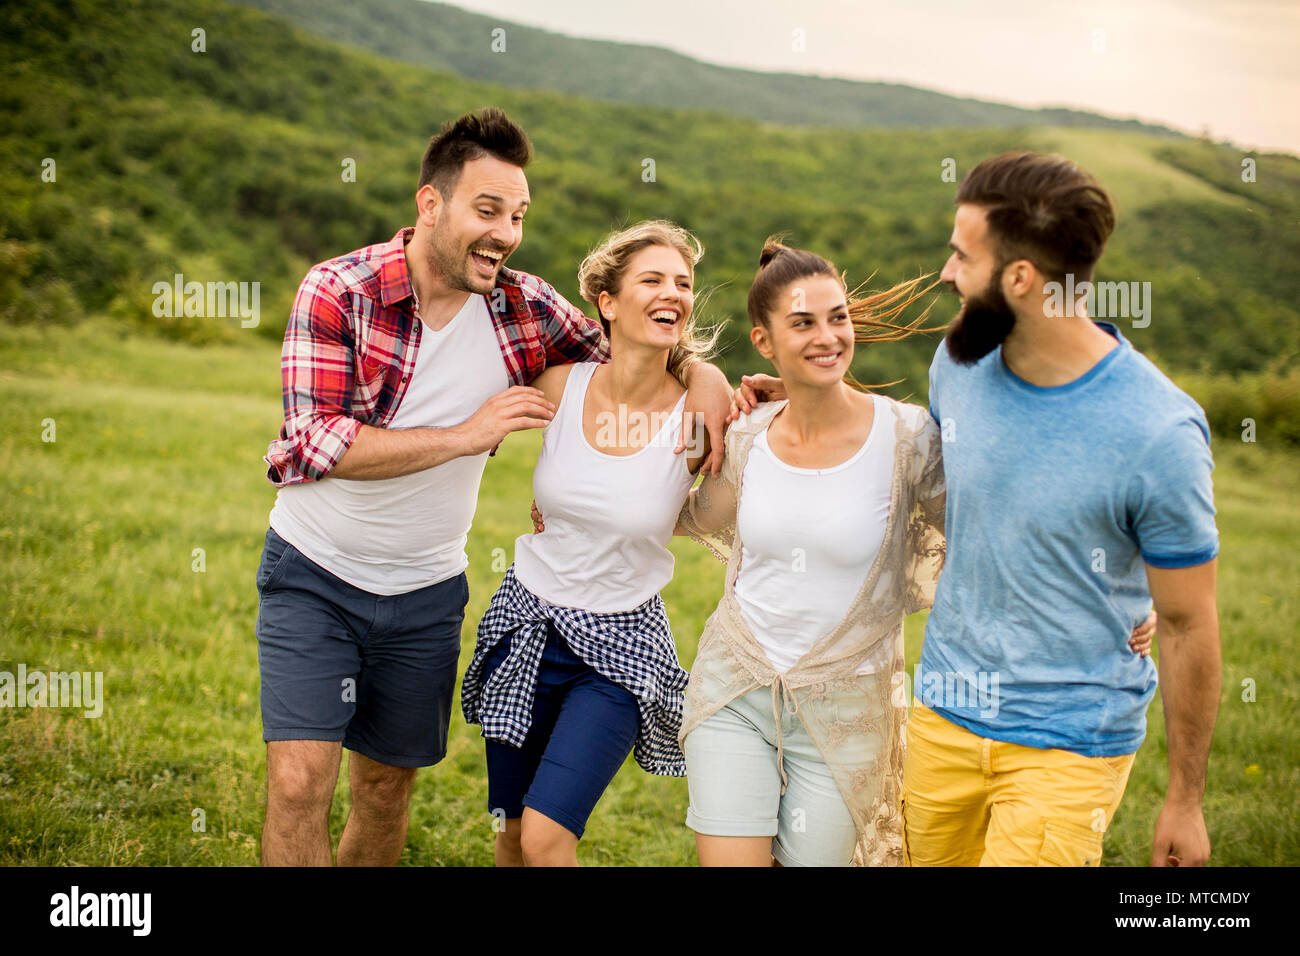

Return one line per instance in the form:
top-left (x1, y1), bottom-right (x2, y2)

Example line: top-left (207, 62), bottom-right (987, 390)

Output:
top-left (1145, 558), bottom-right (1221, 867)
top-left (530, 363), bottom-right (572, 409)
top-left (678, 363), bottom-right (731, 476)
top-left (330, 386), bottom-right (555, 480)
top-left (686, 429), bottom-right (711, 476)
top-left (328, 423), bottom-right (474, 480)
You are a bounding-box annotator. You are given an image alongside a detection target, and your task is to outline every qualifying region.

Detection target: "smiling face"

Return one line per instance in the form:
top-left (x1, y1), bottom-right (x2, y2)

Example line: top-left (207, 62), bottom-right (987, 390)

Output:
top-left (939, 203), bottom-right (1018, 365)
top-left (751, 275), bottom-right (852, 386)
top-left (420, 154), bottom-right (530, 295)
top-left (599, 244), bottom-right (694, 354)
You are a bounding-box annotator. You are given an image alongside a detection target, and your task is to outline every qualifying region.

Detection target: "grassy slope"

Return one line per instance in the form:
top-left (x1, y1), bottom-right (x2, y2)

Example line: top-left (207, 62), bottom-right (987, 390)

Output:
top-left (1, 323), bottom-right (1295, 865)
top-left (5, 0), bottom-right (1299, 391)
top-left (229, 0), bottom-right (1184, 136)
top-left (1027, 129), bottom-right (1251, 213)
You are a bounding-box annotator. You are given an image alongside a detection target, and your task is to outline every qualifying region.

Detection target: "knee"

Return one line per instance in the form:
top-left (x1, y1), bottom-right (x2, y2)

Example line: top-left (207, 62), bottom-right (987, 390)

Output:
top-left (497, 817), bottom-right (522, 849)
top-left (495, 819), bottom-right (524, 862)
top-left (352, 765), bottom-right (416, 816)
top-left (268, 760), bottom-right (334, 817)
top-left (519, 822), bottom-right (570, 866)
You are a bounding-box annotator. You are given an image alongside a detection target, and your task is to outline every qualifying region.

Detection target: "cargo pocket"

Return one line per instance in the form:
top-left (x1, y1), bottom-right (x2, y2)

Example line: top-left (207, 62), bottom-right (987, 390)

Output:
top-left (1037, 820), bottom-right (1105, 867)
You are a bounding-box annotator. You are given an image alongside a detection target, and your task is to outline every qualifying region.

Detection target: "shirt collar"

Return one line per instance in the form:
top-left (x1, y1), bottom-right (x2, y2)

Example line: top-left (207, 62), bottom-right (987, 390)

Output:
top-left (1094, 320), bottom-right (1127, 349)
top-left (378, 227), bottom-right (417, 308)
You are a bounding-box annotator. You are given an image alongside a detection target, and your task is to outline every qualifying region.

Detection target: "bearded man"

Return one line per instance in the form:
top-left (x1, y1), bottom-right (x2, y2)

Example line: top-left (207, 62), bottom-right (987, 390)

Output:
top-left (905, 151), bottom-right (1221, 867)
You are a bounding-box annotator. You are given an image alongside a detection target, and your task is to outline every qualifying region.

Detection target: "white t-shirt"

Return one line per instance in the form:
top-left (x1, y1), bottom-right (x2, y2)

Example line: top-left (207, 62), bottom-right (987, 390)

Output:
top-left (734, 394), bottom-right (896, 674)
top-left (269, 294), bottom-right (508, 594)
top-left (512, 362), bottom-right (696, 613)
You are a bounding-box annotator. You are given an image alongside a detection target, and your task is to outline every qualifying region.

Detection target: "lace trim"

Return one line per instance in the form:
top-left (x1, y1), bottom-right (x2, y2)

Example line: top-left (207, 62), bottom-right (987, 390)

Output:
top-left (680, 398), bottom-right (946, 866)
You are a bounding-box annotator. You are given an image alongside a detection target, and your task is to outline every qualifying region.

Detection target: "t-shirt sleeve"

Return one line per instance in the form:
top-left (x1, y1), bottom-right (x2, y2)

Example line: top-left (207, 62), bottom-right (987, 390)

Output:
top-left (1127, 415), bottom-right (1219, 569)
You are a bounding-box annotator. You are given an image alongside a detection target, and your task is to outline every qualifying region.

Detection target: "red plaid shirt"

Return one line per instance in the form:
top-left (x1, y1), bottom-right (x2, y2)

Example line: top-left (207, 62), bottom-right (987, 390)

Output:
top-left (264, 227), bottom-right (609, 487)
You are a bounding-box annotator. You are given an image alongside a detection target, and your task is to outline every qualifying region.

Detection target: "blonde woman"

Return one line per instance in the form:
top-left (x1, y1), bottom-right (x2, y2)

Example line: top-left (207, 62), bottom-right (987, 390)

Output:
top-left (461, 220), bottom-right (721, 866)
top-left (676, 240), bottom-right (1153, 867)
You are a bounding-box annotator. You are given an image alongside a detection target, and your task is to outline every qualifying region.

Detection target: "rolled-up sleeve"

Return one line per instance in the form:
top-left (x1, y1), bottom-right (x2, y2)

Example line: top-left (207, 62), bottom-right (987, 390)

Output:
top-left (263, 269), bottom-right (361, 486)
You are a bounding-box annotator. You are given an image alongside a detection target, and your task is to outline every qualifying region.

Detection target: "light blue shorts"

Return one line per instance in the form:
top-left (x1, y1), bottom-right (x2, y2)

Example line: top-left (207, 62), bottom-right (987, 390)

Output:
top-left (684, 685), bottom-right (865, 867)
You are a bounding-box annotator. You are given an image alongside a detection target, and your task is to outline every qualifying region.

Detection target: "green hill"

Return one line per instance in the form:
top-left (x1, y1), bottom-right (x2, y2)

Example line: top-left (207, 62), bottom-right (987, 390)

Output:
top-left (231, 0), bottom-right (1185, 136)
top-left (3, 0), bottom-right (1298, 440)
top-left (1, 0), bottom-right (1297, 867)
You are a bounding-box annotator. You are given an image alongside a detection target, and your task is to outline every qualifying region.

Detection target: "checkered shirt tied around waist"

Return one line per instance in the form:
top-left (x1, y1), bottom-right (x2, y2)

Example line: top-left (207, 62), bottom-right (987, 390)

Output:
top-left (462, 566), bottom-right (689, 776)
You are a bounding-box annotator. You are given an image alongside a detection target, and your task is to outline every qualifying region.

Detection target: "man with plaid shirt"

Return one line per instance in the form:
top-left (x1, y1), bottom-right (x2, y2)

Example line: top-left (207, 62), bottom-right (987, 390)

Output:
top-left (254, 108), bottom-right (731, 866)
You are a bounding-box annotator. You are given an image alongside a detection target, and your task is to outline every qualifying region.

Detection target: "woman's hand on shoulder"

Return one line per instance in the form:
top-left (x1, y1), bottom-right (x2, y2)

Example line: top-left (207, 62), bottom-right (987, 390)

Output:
top-left (729, 373), bottom-right (786, 423)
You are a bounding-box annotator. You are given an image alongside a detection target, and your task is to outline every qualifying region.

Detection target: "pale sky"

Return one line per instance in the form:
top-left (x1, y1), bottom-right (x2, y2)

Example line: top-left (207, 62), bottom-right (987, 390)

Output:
top-left (433, 0), bottom-right (1300, 155)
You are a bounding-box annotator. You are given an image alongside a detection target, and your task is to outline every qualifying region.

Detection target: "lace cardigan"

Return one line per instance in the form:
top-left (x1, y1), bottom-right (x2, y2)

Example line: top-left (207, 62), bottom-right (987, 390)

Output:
top-left (677, 398), bottom-right (946, 866)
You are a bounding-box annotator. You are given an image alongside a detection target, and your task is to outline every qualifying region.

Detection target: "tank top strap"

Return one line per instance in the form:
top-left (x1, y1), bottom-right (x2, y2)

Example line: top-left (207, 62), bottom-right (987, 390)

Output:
top-left (549, 361), bottom-right (600, 446)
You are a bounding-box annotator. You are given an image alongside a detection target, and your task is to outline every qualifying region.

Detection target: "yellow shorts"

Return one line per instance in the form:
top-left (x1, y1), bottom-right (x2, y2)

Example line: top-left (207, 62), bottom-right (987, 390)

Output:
top-left (902, 703), bottom-right (1136, 867)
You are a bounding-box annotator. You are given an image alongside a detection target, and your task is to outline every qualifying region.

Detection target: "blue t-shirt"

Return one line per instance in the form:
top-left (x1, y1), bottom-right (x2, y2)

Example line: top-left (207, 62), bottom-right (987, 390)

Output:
top-left (918, 323), bottom-right (1218, 756)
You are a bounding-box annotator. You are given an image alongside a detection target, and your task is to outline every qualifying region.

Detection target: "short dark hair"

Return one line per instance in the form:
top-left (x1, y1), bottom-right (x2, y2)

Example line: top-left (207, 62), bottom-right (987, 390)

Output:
top-left (956, 151), bottom-right (1115, 284)
top-left (418, 107), bottom-right (532, 198)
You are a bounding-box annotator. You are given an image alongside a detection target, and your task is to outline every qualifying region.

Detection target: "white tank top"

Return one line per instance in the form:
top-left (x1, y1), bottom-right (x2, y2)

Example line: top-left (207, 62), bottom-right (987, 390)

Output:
top-left (512, 362), bottom-right (695, 613)
top-left (269, 294), bottom-right (509, 595)
top-left (734, 394), bottom-right (896, 674)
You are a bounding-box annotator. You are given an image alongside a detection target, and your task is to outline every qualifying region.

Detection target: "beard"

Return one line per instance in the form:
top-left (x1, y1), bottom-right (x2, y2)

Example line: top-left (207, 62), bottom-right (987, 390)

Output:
top-left (424, 226), bottom-right (503, 296)
top-left (944, 271), bottom-right (1017, 366)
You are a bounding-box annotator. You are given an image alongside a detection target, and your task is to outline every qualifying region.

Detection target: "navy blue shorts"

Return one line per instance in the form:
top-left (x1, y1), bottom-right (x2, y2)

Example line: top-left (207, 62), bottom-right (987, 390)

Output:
top-left (255, 527), bottom-right (467, 768)
top-left (482, 622), bottom-right (641, 839)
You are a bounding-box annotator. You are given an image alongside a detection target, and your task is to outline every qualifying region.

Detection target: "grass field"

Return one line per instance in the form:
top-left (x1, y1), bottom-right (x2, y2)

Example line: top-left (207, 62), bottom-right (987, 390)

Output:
top-left (1, 321), bottom-right (1296, 866)
top-left (1023, 129), bottom-right (1251, 215)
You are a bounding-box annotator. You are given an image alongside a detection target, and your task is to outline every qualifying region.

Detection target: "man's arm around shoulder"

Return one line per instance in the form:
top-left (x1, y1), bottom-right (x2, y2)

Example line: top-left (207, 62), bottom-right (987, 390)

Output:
top-left (331, 388), bottom-right (557, 480)
top-left (280, 268), bottom-right (555, 483)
